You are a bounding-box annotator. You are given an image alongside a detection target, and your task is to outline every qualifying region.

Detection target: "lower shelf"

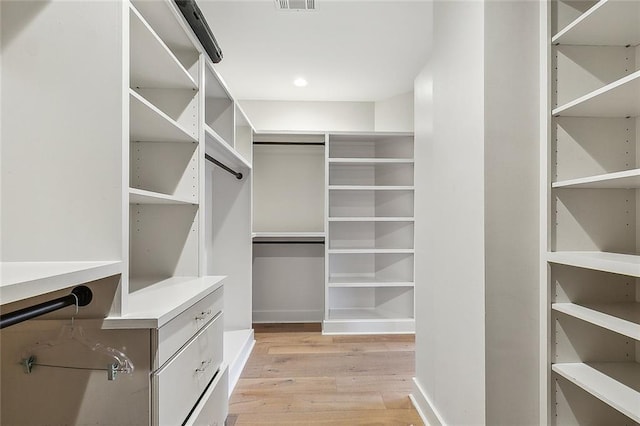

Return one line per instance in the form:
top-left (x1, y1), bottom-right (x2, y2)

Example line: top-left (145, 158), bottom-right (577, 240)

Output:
top-left (552, 362), bottom-right (640, 423)
top-left (323, 316), bottom-right (415, 334)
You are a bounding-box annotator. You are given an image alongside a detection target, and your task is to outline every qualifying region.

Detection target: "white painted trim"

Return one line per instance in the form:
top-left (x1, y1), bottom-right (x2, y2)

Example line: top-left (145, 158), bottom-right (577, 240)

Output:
top-left (252, 309), bottom-right (324, 323)
top-left (226, 330), bottom-right (255, 397)
top-left (411, 377), bottom-right (445, 426)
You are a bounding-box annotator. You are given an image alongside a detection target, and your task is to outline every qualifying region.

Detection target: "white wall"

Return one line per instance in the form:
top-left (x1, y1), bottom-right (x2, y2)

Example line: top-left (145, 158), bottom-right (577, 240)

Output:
top-left (239, 100), bottom-right (374, 132)
top-left (414, 1), bottom-right (486, 424)
top-left (484, 2), bottom-right (540, 424)
top-left (413, 1), bottom-right (540, 425)
top-left (374, 91), bottom-right (414, 132)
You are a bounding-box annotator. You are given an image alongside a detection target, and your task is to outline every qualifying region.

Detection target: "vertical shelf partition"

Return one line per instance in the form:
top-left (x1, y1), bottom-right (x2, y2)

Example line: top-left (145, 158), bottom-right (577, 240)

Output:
top-left (324, 133), bottom-right (415, 334)
top-left (543, 0), bottom-right (640, 424)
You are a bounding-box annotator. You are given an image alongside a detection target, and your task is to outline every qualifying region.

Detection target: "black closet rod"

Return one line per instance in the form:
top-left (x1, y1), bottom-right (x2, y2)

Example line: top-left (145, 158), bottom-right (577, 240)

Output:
top-left (0, 286), bottom-right (93, 330)
top-left (253, 142), bottom-right (325, 146)
top-left (205, 153), bottom-right (243, 180)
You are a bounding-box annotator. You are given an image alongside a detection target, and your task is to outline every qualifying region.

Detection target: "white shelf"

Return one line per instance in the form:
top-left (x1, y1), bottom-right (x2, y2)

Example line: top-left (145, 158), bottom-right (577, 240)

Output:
top-left (0, 261), bottom-right (122, 305)
top-left (129, 188), bottom-right (196, 205)
top-left (328, 158), bottom-right (414, 164)
top-left (552, 70), bottom-right (640, 118)
top-left (552, 362), bottom-right (640, 422)
top-left (328, 278), bottom-right (414, 288)
top-left (252, 232), bottom-right (325, 239)
top-left (205, 124), bottom-right (251, 170)
top-left (328, 185), bottom-right (415, 191)
top-left (130, 90), bottom-right (197, 143)
top-left (328, 308), bottom-right (414, 321)
top-left (553, 169), bottom-right (640, 189)
top-left (547, 251), bottom-right (640, 277)
top-left (103, 276), bottom-right (226, 329)
top-left (552, 0), bottom-right (640, 46)
top-left (553, 302), bottom-right (640, 340)
top-left (328, 249), bottom-right (414, 254)
top-left (328, 217), bottom-right (414, 222)
top-left (129, 5), bottom-right (197, 90)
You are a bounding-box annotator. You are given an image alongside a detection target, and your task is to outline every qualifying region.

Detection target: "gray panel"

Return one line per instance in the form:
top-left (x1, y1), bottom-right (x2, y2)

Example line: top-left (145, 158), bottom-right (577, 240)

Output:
top-left (555, 45), bottom-right (635, 108)
top-left (129, 204), bottom-right (199, 284)
top-left (554, 375), bottom-right (639, 426)
top-left (553, 314), bottom-right (635, 362)
top-left (554, 117), bottom-right (635, 181)
top-left (252, 244), bottom-right (324, 321)
top-left (553, 189), bottom-right (636, 252)
top-left (130, 142), bottom-right (199, 200)
top-left (552, 264), bottom-right (635, 303)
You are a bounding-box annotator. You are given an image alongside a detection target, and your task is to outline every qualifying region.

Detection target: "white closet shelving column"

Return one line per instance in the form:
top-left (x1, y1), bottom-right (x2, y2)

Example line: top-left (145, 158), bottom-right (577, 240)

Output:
top-left (542, 0), bottom-right (640, 423)
top-left (324, 132), bottom-right (415, 334)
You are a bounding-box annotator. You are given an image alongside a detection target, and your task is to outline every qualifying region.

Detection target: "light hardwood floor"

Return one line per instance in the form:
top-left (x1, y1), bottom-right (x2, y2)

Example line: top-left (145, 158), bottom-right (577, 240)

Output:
top-left (227, 324), bottom-right (424, 425)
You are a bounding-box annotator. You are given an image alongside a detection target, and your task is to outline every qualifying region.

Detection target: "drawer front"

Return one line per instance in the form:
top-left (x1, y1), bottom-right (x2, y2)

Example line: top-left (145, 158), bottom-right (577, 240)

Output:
top-left (157, 286), bottom-right (223, 367)
top-left (154, 312), bottom-right (224, 426)
top-left (184, 366), bottom-right (228, 426)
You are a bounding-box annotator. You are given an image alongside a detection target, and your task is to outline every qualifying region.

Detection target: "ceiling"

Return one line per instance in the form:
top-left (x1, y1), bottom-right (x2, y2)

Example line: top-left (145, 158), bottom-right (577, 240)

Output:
top-left (198, 0), bottom-right (432, 102)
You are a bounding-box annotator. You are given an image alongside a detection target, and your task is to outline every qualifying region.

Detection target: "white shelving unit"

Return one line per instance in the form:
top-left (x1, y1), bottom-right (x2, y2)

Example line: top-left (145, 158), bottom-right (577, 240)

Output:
top-left (325, 133), bottom-right (415, 334)
top-left (1, 1), bottom-right (253, 423)
top-left (201, 66), bottom-right (254, 395)
top-left (542, 1), bottom-right (640, 424)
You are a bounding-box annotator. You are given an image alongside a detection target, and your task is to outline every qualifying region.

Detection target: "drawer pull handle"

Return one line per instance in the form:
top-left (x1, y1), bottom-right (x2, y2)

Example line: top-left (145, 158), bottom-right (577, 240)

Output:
top-left (195, 309), bottom-right (212, 321)
top-left (195, 359), bottom-right (212, 373)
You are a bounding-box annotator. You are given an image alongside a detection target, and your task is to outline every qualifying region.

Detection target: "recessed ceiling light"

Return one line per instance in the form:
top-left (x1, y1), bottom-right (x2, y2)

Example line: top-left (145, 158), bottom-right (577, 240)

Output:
top-left (293, 77), bottom-right (308, 87)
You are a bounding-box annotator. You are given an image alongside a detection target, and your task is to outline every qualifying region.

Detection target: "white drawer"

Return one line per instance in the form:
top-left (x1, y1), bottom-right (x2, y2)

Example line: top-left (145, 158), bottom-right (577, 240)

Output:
top-left (156, 286), bottom-right (223, 367)
top-left (184, 366), bottom-right (229, 426)
top-left (153, 312), bottom-right (224, 426)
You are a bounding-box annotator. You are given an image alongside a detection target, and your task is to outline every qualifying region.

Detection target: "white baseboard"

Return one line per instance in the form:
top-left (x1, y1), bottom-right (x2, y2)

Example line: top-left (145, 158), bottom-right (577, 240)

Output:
top-left (252, 309), bottom-right (323, 323)
top-left (411, 377), bottom-right (445, 426)
top-left (224, 329), bottom-right (255, 396)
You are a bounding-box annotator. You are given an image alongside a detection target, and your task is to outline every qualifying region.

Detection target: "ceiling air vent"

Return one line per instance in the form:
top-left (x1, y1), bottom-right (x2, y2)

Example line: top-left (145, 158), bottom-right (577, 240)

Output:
top-left (275, 0), bottom-right (315, 11)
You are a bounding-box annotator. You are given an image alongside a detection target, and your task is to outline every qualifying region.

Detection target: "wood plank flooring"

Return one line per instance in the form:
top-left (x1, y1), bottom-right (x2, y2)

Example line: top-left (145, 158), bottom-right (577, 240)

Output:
top-left (227, 324), bottom-right (423, 425)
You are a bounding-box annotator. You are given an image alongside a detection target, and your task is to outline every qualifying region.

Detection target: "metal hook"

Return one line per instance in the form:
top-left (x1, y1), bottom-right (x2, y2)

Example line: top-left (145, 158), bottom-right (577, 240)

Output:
top-left (70, 292), bottom-right (79, 326)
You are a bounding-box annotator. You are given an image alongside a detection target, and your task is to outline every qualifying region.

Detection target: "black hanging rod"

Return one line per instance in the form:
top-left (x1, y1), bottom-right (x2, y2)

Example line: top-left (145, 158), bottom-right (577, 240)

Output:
top-left (253, 241), bottom-right (325, 244)
top-left (0, 286), bottom-right (93, 330)
top-left (253, 142), bottom-right (325, 146)
top-left (205, 153), bottom-right (243, 179)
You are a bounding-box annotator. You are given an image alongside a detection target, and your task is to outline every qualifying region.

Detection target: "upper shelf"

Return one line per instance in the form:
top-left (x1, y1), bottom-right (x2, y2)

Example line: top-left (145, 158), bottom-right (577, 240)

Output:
top-left (103, 275), bottom-right (225, 329)
top-left (547, 251), bottom-right (640, 277)
top-left (552, 0), bottom-right (640, 46)
top-left (328, 185), bottom-right (415, 191)
top-left (205, 125), bottom-right (251, 170)
top-left (0, 261), bottom-right (122, 305)
top-left (130, 90), bottom-right (197, 143)
top-left (553, 302), bottom-right (640, 341)
top-left (328, 249), bottom-right (414, 255)
top-left (328, 158), bottom-right (414, 164)
top-left (552, 168), bottom-right (640, 189)
top-left (129, 5), bottom-right (197, 90)
top-left (129, 188), bottom-right (197, 205)
top-left (253, 232), bottom-right (325, 240)
top-left (328, 217), bottom-right (415, 222)
top-left (552, 70), bottom-right (640, 117)
top-left (552, 362), bottom-right (640, 423)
